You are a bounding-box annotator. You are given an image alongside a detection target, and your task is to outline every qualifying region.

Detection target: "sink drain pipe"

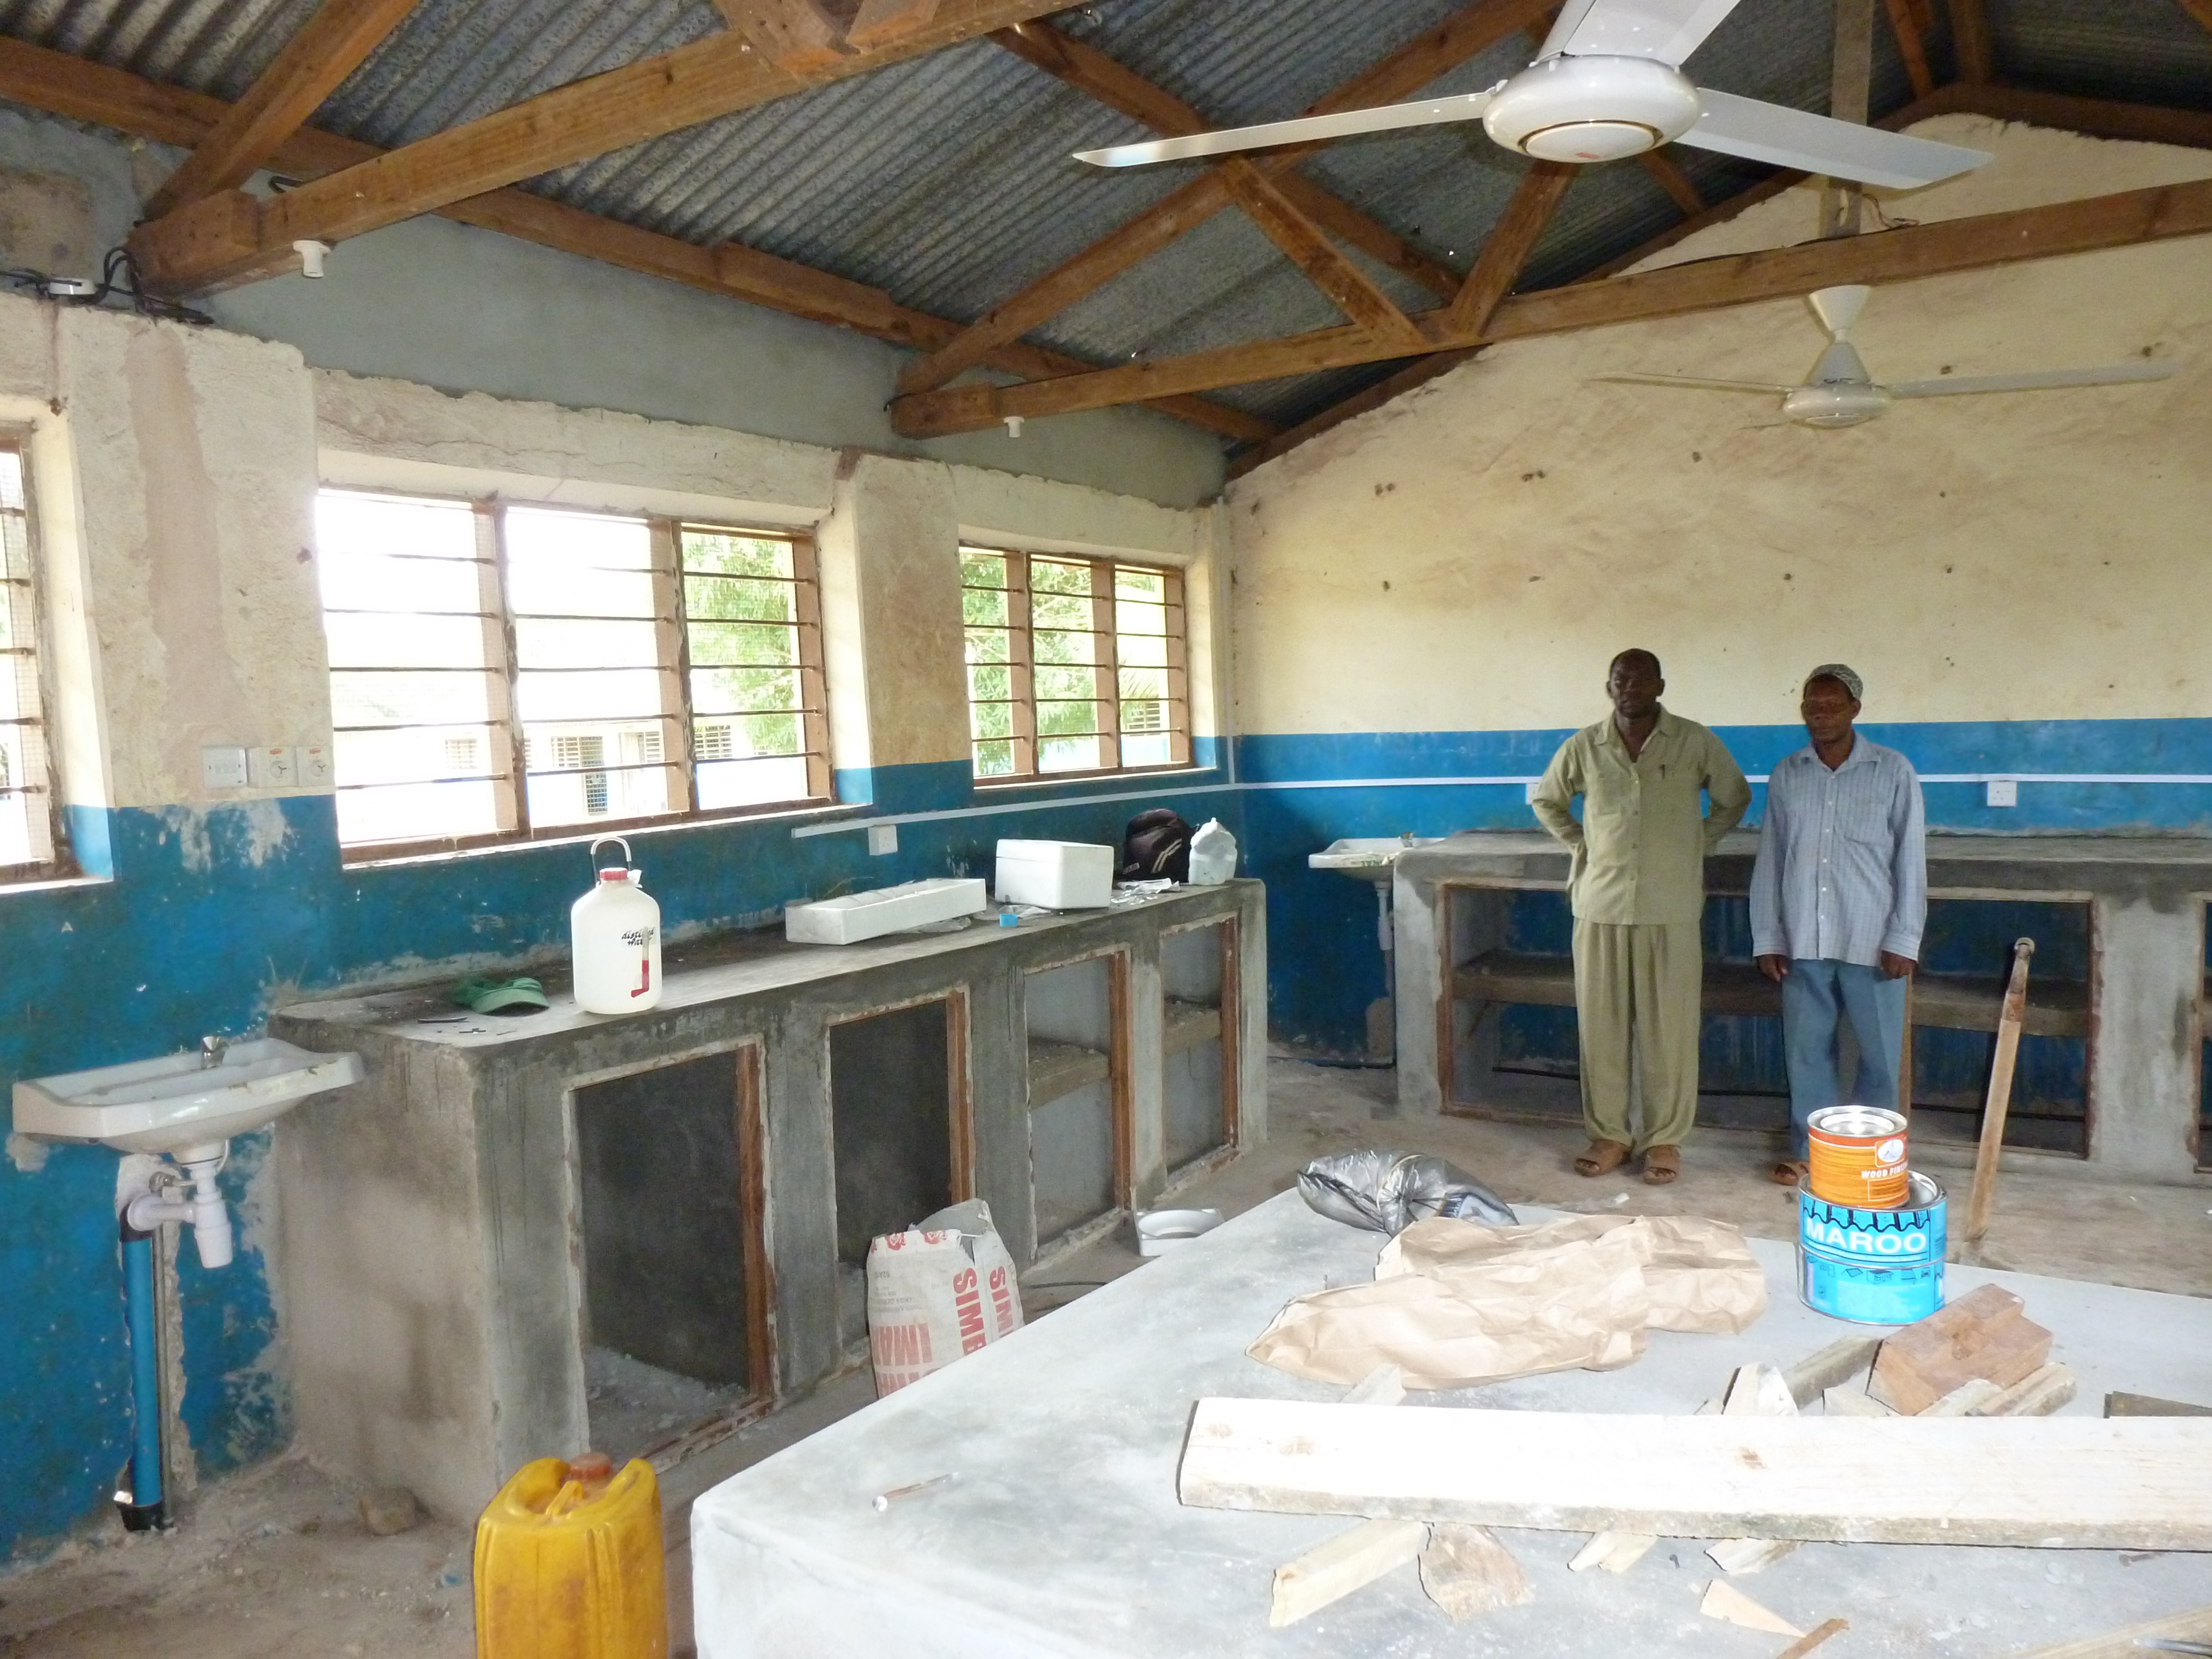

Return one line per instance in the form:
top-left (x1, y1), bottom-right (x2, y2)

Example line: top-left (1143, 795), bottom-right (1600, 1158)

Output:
top-left (113, 1147), bottom-right (232, 1531)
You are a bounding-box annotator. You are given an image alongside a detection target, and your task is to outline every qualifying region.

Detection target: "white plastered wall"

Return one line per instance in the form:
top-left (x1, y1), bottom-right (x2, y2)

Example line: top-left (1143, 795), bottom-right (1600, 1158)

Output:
top-left (0, 293), bottom-right (327, 815)
top-left (1228, 118), bottom-right (2212, 738)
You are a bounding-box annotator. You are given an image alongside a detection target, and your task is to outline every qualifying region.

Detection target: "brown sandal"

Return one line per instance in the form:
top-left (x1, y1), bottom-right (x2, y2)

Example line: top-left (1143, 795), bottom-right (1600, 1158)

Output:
top-left (1642, 1144), bottom-right (1681, 1186)
top-left (1771, 1159), bottom-right (1810, 1187)
top-left (1575, 1138), bottom-right (1631, 1178)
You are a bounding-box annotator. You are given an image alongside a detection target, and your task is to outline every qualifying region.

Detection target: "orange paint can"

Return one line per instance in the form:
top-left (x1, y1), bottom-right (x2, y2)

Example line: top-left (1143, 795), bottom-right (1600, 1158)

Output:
top-left (1807, 1105), bottom-right (1910, 1209)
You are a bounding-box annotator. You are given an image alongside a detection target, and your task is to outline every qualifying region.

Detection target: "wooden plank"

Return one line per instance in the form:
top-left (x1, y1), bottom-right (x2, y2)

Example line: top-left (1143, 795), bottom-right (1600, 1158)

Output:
top-left (989, 22), bottom-right (1460, 301)
top-left (1566, 1530), bottom-right (1656, 1572)
top-left (2181, 0), bottom-right (2212, 39)
top-left (1822, 1385), bottom-right (1895, 1417)
top-left (143, 0), bottom-right (420, 217)
top-left (891, 175), bottom-right (2212, 435)
top-left (1783, 1334), bottom-right (1882, 1405)
top-left (1947, 0), bottom-right (1993, 81)
top-left (1418, 1524), bottom-right (1532, 1620)
top-left (1637, 148), bottom-right (1706, 213)
top-left (1964, 938), bottom-right (2034, 1245)
top-left (1220, 164), bottom-right (1426, 348)
top-left (1269, 1519), bottom-right (1429, 1627)
top-left (2106, 1391), bottom-right (2212, 1417)
top-left (1775, 1619), bottom-right (1851, 1659)
top-left (1444, 162), bottom-right (1577, 336)
top-left (1178, 1400), bottom-right (2212, 1548)
top-left (2016, 1605), bottom-right (2212, 1659)
top-left (1922, 1377), bottom-right (2006, 1416)
top-left (1972, 1363), bottom-right (2077, 1418)
top-left (1867, 1284), bottom-right (2052, 1414)
top-left (892, 0), bottom-right (1557, 395)
top-left (847, 0), bottom-right (945, 53)
top-left (0, 36), bottom-right (1267, 443)
top-left (1819, 0), bottom-right (1875, 240)
top-left (1708, 1364), bottom-right (1800, 1576)
top-left (717, 0), bottom-right (852, 73)
top-left (1947, 84), bottom-right (2212, 151)
top-left (125, 0), bottom-right (1083, 291)
top-left (1882, 0), bottom-right (1936, 99)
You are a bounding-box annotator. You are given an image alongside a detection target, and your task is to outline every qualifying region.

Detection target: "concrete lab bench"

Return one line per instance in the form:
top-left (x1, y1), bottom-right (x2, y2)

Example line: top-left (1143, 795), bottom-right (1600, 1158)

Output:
top-left (268, 879), bottom-right (1265, 1522)
top-left (689, 1189), bottom-right (2212, 1657)
top-left (1392, 831), bottom-right (2212, 1181)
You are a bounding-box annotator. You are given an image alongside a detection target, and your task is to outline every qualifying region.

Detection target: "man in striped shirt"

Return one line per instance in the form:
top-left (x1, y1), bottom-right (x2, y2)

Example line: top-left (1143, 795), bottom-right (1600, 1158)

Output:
top-left (1750, 664), bottom-right (1927, 1186)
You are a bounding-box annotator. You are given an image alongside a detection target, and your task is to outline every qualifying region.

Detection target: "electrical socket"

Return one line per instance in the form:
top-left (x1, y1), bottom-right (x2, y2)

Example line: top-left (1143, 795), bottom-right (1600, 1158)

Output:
top-left (248, 745), bottom-right (298, 789)
top-left (200, 745), bottom-right (248, 791)
top-left (296, 743), bottom-right (333, 788)
top-left (867, 823), bottom-right (898, 857)
top-left (1986, 779), bottom-right (2018, 808)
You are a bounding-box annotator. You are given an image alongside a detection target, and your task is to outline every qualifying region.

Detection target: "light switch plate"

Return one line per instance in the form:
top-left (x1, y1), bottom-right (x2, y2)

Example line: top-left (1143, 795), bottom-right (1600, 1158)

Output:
top-left (200, 745), bottom-right (248, 790)
top-left (296, 743), bottom-right (333, 787)
top-left (1986, 779), bottom-right (2018, 807)
top-left (248, 745), bottom-right (298, 788)
top-left (867, 822), bottom-right (898, 857)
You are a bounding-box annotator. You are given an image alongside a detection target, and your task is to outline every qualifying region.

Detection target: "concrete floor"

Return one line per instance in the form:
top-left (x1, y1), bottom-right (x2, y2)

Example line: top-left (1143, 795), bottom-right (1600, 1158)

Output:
top-left (4, 1059), bottom-right (2206, 1657)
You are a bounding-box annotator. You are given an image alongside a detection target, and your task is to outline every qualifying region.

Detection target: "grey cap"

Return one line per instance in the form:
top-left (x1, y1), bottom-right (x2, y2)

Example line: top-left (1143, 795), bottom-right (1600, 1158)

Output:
top-left (1804, 663), bottom-right (1863, 700)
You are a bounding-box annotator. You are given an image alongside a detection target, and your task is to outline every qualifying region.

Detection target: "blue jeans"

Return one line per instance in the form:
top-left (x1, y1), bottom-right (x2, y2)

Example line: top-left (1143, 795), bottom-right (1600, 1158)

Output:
top-left (1780, 958), bottom-right (1910, 1158)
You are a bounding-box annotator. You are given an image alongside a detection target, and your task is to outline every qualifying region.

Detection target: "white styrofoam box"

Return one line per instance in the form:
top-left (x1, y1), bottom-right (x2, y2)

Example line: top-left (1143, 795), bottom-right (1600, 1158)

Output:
top-left (995, 839), bottom-right (1115, 909)
top-left (784, 878), bottom-right (989, 946)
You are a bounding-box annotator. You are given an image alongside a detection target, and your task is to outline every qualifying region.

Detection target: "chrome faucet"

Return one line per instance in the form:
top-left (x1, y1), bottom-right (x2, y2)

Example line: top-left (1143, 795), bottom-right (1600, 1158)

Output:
top-left (199, 1035), bottom-right (227, 1070)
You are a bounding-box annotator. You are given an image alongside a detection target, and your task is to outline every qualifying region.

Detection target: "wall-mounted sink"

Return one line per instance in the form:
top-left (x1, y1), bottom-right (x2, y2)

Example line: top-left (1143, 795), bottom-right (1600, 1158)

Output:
top-left (13, 1037), bottom-right (363, 1158)
top-left (1308, 836), bottom-right (1443, 883)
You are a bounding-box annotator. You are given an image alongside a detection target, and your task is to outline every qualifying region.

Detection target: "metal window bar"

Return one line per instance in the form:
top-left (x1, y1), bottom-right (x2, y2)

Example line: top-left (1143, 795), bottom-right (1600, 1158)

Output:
top-left (677, 524), bottom-right (831, 808)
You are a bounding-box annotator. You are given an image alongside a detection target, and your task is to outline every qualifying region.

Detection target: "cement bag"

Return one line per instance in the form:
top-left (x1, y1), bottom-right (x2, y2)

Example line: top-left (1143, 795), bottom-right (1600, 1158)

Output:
top-left (866, 1199), bottom-right (1023, 1398)
top-left (1245, 1221), bottom-right (1648, 1388)
top-left (1382, 1212), bottom-right (1767, 1336)
top-left (1296, 1149), bottom-right (1517, 1234)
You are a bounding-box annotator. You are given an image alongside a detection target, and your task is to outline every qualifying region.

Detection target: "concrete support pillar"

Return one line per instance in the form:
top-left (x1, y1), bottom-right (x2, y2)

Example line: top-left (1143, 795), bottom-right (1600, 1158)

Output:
top-left (2088, 894), bottom-right (2205, 1181)
top-left (1393, 863), bottom-right (1446, 1116)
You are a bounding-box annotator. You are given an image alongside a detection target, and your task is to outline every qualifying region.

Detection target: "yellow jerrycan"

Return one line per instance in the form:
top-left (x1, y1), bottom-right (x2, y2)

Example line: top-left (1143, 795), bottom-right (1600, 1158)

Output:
top-left (475, 1452), bottom-right (667, 1659)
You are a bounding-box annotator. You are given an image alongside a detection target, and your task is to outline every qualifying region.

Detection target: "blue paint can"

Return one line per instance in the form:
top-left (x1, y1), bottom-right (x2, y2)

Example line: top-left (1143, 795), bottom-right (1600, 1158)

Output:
top-left (1797, 1171), bottom-right (1946, 1325)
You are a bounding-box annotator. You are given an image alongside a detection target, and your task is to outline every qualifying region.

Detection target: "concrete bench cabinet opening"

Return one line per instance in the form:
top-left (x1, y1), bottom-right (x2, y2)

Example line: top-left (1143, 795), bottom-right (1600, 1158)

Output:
top-left (267, 881), bottom-right (1265, 1521)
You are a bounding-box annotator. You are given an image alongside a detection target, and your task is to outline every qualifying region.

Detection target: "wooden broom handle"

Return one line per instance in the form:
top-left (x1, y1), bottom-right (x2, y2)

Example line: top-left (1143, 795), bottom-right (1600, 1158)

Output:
top-left (1963, 938), bottom-right (2034, 1246)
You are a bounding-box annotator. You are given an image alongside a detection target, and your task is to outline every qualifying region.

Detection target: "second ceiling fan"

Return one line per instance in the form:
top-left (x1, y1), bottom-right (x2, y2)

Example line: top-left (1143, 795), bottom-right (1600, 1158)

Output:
top-left (1073, 0), bottom-right (1989, 192)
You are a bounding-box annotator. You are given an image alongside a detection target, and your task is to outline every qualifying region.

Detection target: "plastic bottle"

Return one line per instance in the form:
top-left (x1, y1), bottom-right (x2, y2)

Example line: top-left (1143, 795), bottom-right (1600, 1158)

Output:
top-left (571, 837), bottom-right (663, 1015)
top-left (474, 1452), bottom-right (666, 1659)
top-left (1187, 819), bottom-right (1239, 885)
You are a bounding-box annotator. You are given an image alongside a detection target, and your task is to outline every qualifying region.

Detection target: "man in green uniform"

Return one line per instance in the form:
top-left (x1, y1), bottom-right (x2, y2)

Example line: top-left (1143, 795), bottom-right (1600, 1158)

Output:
top-left (1530, 649), bottom-right (1751, 1185)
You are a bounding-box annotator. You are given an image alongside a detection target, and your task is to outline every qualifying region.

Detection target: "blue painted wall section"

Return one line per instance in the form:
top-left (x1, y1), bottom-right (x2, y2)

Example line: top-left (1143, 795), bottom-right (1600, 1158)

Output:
top-left (1241, 717), bottom-right (2212, 1060)
top-left (0, 759), bottom-right (1236, 1562)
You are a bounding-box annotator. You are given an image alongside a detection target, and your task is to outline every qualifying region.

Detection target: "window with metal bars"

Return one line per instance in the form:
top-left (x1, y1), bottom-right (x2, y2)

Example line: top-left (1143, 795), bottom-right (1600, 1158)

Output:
top-left (0, 440), bottom-right (62, 881)
top-left (315, 489), bottom-right (830, 857)
top-left (960, 547), bottom-right (1189, 781)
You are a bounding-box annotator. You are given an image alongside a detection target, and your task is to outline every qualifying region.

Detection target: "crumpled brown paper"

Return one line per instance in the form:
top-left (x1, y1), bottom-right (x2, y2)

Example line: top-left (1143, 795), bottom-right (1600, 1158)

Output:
top-left (1246, 1214), bottom-right (1767, 1389)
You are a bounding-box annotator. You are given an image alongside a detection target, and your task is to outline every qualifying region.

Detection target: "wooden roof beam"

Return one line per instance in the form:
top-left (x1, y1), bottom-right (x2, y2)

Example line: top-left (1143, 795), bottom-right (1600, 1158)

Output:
top-left (991, 22), bottom-right (1460, 302)
top-left (2176, 0), bottom-right (2212, 40)
top-left (1882, 0), bottom-right (1936, 100)
top-left (889, 174), bottom-right (2212, 436)
top-left (1220, 164), bottom-right (1426, 349)
top-left (1947, 0), bottom-right (1993, 82)
top-left (143, 0), bottom-right (421, 219)
top-left (893, 0), bottom-right (1560, 396)
top-left (0, 37), bottom-right (1269, 444)
top-left (125, 0), bottom-right (1080, 294)
top-left (1443, 161), bottom-right (1575, 335)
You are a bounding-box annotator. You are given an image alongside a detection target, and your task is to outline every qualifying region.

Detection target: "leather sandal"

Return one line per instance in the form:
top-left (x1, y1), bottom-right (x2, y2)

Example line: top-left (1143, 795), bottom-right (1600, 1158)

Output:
top-left (1642, 1144), bottom-right (1681, 1186)
top-left (1771, 1159), bottom-right (1810, 1187)
top-left (1575, 1138), bottom-right (1631, 1178)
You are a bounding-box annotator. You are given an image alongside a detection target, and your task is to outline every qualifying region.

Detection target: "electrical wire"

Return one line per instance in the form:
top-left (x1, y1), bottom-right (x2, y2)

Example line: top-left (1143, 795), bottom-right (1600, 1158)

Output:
top-left (0, 247), bottom-right (212, 325)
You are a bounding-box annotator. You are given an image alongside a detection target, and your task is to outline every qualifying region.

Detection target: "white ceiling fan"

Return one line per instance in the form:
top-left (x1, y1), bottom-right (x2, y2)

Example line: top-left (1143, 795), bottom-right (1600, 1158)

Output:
top-left (1596, 284), bottom-right (2178, 427)
top-left (1074, 0), bottom-right (1988, 190)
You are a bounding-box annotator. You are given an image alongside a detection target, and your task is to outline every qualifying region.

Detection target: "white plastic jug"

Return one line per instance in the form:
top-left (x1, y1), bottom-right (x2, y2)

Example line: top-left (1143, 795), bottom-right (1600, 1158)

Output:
top-left (571, 837), bottom-right (663, 1015)
top-left (1187, 819), bottom-right (1238, 886)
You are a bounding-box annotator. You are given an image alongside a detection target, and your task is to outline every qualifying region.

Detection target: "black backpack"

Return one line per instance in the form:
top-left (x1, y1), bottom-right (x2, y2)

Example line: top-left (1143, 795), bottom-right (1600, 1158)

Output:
top-left (1119, 809), bottom-right (1192, 884)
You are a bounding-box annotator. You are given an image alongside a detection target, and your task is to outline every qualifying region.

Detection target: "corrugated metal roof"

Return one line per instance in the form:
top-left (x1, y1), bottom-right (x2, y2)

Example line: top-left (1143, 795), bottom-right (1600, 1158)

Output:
top-left (0, 0), bottom-right (2202, 442)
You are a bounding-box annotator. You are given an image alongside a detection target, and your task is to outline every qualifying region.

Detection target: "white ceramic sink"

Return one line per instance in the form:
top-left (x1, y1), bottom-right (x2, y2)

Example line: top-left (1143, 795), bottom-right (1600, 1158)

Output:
top-left (1307, 835), bottom-right (1443, 882)
top-left (12, 1037), bottom-right (363, 1156)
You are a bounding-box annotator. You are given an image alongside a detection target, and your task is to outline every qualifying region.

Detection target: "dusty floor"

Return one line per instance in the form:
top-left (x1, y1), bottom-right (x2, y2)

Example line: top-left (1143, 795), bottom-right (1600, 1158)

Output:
top-left (4, 1059), bottom-right (2206, 1657)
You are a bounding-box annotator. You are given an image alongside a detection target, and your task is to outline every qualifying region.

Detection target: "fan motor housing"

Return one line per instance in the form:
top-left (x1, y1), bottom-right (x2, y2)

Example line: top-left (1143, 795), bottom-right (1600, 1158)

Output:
top-left (1784, 384), bottom-right (1893, 427)
top-left (1484, 54), bottom-right (1702, 163)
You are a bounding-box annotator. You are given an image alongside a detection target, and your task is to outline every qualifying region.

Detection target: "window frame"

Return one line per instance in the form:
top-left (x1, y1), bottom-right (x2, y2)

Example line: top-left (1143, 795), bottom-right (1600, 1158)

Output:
top-left (961, 545), bottom-right (1192, 786)
top-left (0, 431), bottom-right (72, 886)
top-left (318, 487), bottom-right (833, 864)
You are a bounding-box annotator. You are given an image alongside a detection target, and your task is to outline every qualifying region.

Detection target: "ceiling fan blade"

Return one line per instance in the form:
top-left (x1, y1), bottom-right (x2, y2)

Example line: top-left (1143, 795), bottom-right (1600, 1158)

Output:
top-left (1074, 89), bottom-right (1496, 168)
top-left (1883, 361), bottom-right (2179, 398)
top-left (1677, 90), bottom-right (1990, 188)
top-left (1597, 372), bottom-right (1796, 394)
top-left (1539, 0), bottom-right (1746, 63)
